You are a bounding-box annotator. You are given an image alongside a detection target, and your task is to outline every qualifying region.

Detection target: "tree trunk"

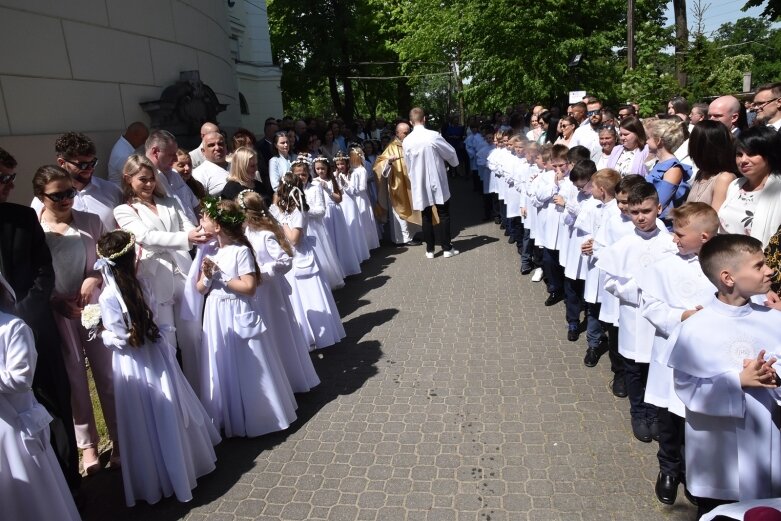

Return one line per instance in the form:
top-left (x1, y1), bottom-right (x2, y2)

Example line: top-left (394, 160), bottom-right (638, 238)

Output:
top-left (673, 0), bottom-right (689, 87)
top-left (328, 75), bottom-right (344, 119)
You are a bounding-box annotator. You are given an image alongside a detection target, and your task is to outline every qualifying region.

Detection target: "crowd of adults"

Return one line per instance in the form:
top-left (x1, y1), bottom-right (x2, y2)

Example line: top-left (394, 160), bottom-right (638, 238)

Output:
top-left (3, 79), bottom-right (781, 520)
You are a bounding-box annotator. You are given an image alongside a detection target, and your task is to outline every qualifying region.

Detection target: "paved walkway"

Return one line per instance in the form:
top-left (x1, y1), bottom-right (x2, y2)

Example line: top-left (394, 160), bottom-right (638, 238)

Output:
top-left (82, 178), bottom-right (696, 521)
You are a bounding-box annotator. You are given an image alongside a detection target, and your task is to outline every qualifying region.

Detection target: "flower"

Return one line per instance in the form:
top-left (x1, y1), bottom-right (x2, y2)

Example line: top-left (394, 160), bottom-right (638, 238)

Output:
top-left (81, 304), bottom-right (102, 340)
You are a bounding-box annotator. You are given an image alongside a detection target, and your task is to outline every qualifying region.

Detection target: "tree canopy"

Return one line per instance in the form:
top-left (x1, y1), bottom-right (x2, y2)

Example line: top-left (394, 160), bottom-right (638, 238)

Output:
top-left (267, 0), bottom-right (781, 119)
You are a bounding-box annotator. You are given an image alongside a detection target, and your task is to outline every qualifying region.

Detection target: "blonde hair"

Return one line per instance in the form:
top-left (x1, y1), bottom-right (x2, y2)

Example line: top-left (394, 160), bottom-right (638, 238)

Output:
top-left (121, 154), bottom-right (166, 202)
top-left (646, 118), bottom-right (688, 153)
top-left (591, 168), bottom-right (622, 195)
top-left (228, 146), bottom-right (257, 186)
top-left (670, 202), bottom-right (720, 234)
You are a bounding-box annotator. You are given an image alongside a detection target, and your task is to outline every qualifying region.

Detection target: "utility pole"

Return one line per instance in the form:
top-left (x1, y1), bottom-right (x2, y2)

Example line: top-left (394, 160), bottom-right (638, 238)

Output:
top-left (627, 0), bottom-right (635, 69)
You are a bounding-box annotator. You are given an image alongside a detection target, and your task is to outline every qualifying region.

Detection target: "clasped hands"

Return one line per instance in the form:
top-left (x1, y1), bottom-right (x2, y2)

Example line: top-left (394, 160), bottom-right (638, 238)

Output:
top-left (740, 349), bottom-right (779, 388)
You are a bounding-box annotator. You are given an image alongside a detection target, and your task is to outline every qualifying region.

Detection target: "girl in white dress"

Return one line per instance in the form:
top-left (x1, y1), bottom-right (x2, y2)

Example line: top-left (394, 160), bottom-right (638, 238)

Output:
top-left (291, 155), bottom-right (345, 289)
top-left (0, 276), bottom-right (81, 521)
top-left (240, 191), bottom-right (321, 393)
top-left (348, 146), bottom-right (381, 250)
top-left (95, 230), bottom-right (219, 507)
top-left (197, 198), bottom-right (297, 437)
top-left (313, 156), bottom-right (362, 276)
top-left (334, 152), bottom-right (371, 261)
top-left (271, 173), bottom-right (346, 350)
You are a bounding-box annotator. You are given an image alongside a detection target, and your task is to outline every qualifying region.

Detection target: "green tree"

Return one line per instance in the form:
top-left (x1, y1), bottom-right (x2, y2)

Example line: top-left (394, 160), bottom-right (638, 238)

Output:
top-left (742, 0), bottom-right (781, 20)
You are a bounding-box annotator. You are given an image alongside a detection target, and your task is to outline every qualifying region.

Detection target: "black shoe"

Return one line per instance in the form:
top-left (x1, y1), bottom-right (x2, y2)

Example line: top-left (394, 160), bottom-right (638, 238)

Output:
top-left (499, 223), bottom-right (506, 230)
top-left (632, 417), bottom-right (652, 443)
top-left (611, 376), bottom-right (628, 398)
top-left (655, 472), bottom-right (679, 505)
top-left (404, 239), bottom-right (422, 246)
top-left (567, 326), bottom-right (579, 342)
top-left (544, 292), bottom-right (563, 306)
top-left (683, 486), bottom-right (698, 506)
top-left (583, 347), bottom-right (600, 367)
top-left (649, 419), bottom-right (661, 441)
top-left (494, 218), bottom-right (502, 225)
top-left (521, 267), bottom-right (532, 275)
top-left (508, 236), bottom-right (516, 244)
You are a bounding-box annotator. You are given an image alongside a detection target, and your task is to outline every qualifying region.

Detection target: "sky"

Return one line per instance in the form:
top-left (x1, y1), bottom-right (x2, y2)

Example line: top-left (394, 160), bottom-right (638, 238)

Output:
top-left (663, 0), bottom-right (775, 36)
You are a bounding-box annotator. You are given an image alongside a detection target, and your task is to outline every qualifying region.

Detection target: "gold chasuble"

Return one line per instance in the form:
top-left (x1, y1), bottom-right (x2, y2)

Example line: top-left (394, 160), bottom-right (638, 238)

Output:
top-left (373, 138), bottom-right (438, 226)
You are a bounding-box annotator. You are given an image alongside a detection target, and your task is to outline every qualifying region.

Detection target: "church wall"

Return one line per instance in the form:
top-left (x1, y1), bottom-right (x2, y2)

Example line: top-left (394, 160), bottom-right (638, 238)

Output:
top-left (0, 0), bottom-right (282, 205)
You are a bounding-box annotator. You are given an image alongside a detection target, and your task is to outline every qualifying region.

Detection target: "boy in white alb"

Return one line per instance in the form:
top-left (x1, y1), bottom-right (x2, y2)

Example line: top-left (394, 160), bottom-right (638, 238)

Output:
top-left (666, 234), bottom-right (781, 517)
top-left (577, 168), bottom-right (621, 367)
top-left (532, 144), bottom-right (570, 304)
top-left (636, 202), bottom-right (719, 505)
top-left (590, 174), bottom-right (648, 396)
top-left (596, 182), bottom-right (678, 442)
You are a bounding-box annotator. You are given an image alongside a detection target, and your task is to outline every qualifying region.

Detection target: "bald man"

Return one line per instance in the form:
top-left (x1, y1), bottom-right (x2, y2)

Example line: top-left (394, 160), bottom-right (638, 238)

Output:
top-left (190, 122), bottom-right (220, 168)
top-left (108, 121), bottom-right (149, 184)
top-left (708, 95), bottom-right (741, 135)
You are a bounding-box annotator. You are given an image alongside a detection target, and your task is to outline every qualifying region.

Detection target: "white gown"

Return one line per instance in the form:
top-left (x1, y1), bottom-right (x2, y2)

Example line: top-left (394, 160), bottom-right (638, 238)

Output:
top-left (99, 284), bottom-right (219, 507)
top-left (313, 177), bottom-right (362, 276)
top-left (271, 206), bottom-right (346, 350)
top-left (303, 181), bottom-right (345, 289)
top-left (0, 313), bottom-right (81, 521)
top-left (667, 297), bottom-right (781, 501)
top-left (337, 173), bottom-right (371, 262)
top-left (199, 244), bottom-right (298, 438)
top-left (348, 166), bottom-right (380, 250)
top-left (246, 228), bottom-right (321, 393)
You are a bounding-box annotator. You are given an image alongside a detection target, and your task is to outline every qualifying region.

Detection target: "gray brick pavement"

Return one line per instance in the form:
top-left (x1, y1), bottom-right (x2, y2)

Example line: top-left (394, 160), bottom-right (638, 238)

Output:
top-left (80, 178), bottom-right (696, 520)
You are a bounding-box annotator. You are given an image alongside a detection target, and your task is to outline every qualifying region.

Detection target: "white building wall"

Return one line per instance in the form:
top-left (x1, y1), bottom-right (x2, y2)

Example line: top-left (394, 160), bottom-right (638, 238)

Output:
top-left (0, 0), bottom-right (281, 205)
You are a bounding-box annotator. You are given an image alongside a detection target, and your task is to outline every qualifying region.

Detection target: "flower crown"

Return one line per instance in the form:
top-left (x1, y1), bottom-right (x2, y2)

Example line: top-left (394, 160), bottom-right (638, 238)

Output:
top-left (96, 232), bottom-right (136, 260)
top-left (313, 154), bottom-right (330, 164)
top-left (291, 153), bottom-right (312, 167)
top-left (202, 195), bottom-right (245, 226)
top-left (333, 151), bottom-right (349, 163)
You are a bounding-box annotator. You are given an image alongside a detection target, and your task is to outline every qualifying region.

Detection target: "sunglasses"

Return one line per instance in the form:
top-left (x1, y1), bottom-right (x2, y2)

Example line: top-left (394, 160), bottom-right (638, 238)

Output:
top-left (587, 110), bottom-right (601, 116)
top-left (43, 188), bottom-right (78, 202)
top-left (63, 158), bottom-right (98, 170)
top-left (0, 172), bottom-right (16, 184)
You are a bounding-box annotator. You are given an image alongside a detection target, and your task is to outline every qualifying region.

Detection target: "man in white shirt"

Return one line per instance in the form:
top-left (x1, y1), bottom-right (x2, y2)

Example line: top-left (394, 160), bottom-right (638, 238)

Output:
top-left (107, 121), bottom-right (148, 185)
top-left (191, 132), bottom-right (229, 196)
top-left (31, 132), bottom-right (122, 230)
top-left (189, 122), bottom-right (219, 169)
top-left (709, 95), bottom-right (742, 135)
top-left (570, 99), bottom-right (603, 161)
top-left (403, 107), bottom-right (460, 259)
top-left (752, 82), bottom-right (781, 131)
top-left (145, 130), bottom-right (199, 225)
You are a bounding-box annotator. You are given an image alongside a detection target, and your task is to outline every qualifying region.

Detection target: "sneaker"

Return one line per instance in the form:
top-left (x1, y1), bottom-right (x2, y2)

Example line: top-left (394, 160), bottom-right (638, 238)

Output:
top-left (443, 249), bottom-right (460, 258)
top-left (425, 251), bottom-right (435, 259)
top-left (531, 268), bottom-right (543, 282)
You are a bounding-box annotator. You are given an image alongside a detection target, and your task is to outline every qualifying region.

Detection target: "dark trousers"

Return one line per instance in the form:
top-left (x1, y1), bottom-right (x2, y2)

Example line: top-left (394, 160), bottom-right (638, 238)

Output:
top-left (657, 408), bottom-right (685, 478)
top-left (564, 277), bottom-right (584, 325)
top-left (482, 194), bottom-right (493, 220)
top-left (491, 193), bottom-right (500, 221)
top-left (510, 218), bottom-right (524, 253)
top-left (696, 498), bottom-right (735, 519)
top-left (422, 199), bottom-right (452, 252)
top-left (472, 169), bottom-right (482, 192)
top-left (586, 303), bottom-right (605, 348)
top-left (542, 247), bottom-right (564, 294)
top-left (604, 323), bottom-right (624, 378)
top-left (624, 358), bottom-right (657, 422)
top-left (520, 230), bottom-right (535, 270)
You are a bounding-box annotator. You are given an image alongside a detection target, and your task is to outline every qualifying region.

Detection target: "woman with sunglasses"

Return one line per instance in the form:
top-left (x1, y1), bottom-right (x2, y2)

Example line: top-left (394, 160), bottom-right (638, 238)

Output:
top-left (33, 165), bottom-right (119, 474)
top-left (114, 154), bottom-right (212, 396)
top-left (554, 116), bottom-right (578, 147)
top-left (269, 131), bottom-right (291, 192)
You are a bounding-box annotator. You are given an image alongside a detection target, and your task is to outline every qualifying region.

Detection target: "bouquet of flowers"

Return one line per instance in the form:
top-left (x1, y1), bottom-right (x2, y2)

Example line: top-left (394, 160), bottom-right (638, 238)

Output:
top-left (81, 304), bottom-right (102, 340)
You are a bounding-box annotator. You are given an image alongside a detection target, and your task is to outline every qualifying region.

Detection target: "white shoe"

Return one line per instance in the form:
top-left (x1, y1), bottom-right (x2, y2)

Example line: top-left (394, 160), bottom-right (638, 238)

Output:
top-left (425, 251), bottom-right (435, 259)
top-left (531, 267), bottom-right (543, 282)
top-left (443, 249), bottom-right (460, 258)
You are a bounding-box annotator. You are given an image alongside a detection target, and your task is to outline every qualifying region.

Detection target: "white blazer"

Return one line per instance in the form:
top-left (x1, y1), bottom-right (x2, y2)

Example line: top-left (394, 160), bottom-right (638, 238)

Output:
top-left (114, 196), bottom-right (194, 303)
